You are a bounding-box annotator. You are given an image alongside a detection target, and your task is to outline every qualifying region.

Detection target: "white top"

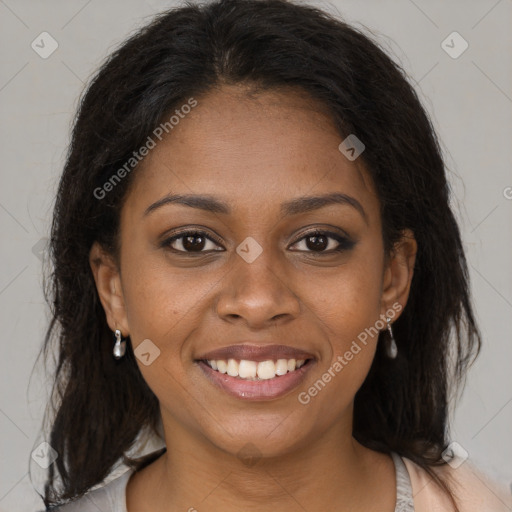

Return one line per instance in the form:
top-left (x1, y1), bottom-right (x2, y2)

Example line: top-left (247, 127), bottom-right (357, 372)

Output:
top-left (49, 452), bottom-right (414, 511)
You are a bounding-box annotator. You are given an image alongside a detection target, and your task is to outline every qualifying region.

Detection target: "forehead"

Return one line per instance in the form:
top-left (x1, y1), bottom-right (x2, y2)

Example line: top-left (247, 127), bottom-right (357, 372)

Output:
top-left (125, 85), bottom-right (378, 219)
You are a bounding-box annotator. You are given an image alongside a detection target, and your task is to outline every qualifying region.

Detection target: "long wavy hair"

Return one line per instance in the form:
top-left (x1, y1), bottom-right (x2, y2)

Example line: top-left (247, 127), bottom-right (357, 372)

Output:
top-left (36, 0), bottom-right (481, 508)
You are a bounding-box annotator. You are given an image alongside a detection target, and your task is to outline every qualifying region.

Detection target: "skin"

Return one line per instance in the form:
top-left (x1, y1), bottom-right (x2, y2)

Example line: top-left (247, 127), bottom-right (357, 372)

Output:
top-left (90, 84), bottom-right (417, 512)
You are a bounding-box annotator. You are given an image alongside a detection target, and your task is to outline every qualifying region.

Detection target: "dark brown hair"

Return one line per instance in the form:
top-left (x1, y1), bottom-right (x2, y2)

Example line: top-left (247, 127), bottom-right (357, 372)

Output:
top-left (36, 0), bottom-right (481, 509)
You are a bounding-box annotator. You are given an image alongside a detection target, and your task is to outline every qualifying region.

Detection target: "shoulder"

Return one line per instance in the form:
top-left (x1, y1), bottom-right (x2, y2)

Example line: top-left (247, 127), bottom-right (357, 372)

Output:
top-left (402, 456), bottom-right (512, 512)
top-left (48, 469), bottom-right (132, 512)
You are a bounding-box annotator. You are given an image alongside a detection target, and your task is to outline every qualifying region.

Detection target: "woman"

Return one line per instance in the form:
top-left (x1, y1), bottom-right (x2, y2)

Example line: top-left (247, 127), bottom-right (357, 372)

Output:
top-left (37, 0), bottom-right (511, 510)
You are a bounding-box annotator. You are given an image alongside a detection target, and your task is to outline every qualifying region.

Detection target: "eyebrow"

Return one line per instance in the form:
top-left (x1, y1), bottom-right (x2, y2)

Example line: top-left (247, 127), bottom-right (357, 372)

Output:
top-left (143, 192), bottom-right (367, 223)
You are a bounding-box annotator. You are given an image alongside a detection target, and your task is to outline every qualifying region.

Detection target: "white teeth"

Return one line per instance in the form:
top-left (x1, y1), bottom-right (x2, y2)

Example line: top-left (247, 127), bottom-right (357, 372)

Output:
top-left (216, 360), bottom-right (227, 374)
top-left (239, 360), bottom-right (257, 378)
top-left (227, 358), bottom-right (238, 377)
top-left (275, 359), bottom-right (288, 376)
top-left (257, 360), bottom-right (276, 379)
top-left (205, 357), bottom-right (308, 380)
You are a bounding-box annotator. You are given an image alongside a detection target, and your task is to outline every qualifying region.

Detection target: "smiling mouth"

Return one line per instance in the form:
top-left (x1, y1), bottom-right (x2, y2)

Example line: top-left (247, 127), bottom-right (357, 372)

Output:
top-left (199, 358), bottom-right (312, 380)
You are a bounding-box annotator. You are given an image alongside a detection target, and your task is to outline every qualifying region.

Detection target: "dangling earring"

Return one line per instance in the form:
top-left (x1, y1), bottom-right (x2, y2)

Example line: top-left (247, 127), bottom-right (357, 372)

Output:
top-left (113, 329), bottom-right (126, 359)
top-left (385, 317), bottom-right (397, 359)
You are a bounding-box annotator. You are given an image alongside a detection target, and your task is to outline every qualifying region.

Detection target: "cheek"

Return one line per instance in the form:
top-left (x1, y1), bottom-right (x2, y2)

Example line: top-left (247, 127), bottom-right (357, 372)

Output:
top-left (119, 254), bottom-right (217, 423)
top-left (312, 246), bottom-right (384, 344)
top-left (290, 266), bottom-right (384, 439)
top-left (301, 242), bottom-right (384, 395)
top-left (121, 258), bottom-right (219, 348)
top-left (118, 230), bottom-right (220, 371)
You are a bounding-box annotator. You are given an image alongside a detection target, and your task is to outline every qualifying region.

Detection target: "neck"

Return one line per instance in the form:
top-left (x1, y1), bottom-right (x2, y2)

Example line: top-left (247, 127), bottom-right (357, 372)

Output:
top-left (128, 410), bottom-right (396, 512)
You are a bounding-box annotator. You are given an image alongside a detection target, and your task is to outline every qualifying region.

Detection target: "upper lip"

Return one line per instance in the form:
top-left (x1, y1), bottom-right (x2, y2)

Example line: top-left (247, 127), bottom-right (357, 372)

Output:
top-left (196, 344), bottom-right (315, 362)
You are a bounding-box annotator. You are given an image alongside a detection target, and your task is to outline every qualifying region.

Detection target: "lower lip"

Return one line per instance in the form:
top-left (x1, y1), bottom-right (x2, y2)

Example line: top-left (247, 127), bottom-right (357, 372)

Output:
top-left (196, 360), bottom-right (315, 401)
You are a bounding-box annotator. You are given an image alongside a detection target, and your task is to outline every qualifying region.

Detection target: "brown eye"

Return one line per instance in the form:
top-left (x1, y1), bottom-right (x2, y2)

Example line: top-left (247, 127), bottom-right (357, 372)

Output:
top-left (162, 230), bottom-right (224, 253)
top-left (290, 230), bottom-right (355, 254)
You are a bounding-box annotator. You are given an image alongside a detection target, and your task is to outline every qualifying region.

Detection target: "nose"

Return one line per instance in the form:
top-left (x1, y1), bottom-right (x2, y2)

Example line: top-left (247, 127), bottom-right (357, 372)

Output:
top-left (215, 249), bottom-right (301, 329)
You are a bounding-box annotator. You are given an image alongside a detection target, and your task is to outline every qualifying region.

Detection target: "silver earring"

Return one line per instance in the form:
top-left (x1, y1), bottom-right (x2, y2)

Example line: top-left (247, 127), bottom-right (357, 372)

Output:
top-left (113, 329), bottom-right (126, 359)
top-left (385, 317), bottom-right (397, 359)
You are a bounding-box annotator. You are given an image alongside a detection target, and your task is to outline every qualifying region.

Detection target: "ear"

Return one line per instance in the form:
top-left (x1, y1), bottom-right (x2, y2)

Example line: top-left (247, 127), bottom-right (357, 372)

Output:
top-left (380, 229), bottom-right (417, 319)
top-left (89, 241), bottom-right (130, 336)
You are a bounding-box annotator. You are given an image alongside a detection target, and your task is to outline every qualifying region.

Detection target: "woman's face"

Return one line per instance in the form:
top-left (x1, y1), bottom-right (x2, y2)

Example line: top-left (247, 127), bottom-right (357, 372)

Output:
top-left (91, 85), bottom-right (416, 459)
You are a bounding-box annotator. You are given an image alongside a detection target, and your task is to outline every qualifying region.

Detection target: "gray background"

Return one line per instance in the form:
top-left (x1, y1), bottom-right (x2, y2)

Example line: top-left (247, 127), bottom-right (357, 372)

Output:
top-left (1, 0), bottom-right (511, 510)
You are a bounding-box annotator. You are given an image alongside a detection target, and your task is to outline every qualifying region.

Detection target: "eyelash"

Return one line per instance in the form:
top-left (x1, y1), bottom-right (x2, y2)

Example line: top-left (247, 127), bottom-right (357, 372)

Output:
top-left (161, 229), bottom-right (354, 255)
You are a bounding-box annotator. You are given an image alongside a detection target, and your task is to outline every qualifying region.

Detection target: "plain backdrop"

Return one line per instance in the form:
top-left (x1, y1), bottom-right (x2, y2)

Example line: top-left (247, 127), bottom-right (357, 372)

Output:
top-left (0, 0), bottom-right (511, 510)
